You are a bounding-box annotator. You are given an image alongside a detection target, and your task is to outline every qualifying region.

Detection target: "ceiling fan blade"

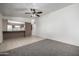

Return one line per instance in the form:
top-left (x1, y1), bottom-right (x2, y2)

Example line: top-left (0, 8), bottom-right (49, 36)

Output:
top-left (36, 14), bottom-right (40, 17)
top-left (37, 11), bottom-right (43, 14)
top-left (25, 12), bottom-right (31, 14)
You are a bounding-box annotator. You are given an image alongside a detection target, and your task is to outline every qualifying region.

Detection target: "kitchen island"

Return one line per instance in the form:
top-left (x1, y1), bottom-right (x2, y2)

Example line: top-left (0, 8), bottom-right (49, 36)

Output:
top-left (3, 31), bottom-right (26, 39)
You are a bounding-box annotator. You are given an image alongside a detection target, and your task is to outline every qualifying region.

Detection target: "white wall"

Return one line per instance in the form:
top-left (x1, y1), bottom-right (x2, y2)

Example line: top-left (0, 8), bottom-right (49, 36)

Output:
top-left (2, 19), bottom-right (8, 31)
top-left (3, 16), bottom-right (31, 23)
top-left (35, 4), bottom-right (79, 46)
top-left (31, 18), bottom-right (38, 36)
top-left (0, 14), bottom-right (3, 43)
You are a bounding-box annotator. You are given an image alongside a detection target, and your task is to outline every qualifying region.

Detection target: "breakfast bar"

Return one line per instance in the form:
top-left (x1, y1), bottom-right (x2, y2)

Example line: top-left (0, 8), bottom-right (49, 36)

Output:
top-left (3, 31), bottom-right (26, 39)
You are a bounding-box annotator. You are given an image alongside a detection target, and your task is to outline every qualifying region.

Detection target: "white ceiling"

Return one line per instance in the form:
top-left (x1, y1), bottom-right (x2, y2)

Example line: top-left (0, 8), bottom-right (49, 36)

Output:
top-left (0, 3), bottom-right (73, 18)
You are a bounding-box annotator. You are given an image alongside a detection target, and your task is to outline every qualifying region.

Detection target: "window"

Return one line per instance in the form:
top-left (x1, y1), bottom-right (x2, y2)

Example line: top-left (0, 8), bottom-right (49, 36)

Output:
top-left (13, 25), bottom-right (20, 31)
top-left (7, 25), bottom-right (12, 31)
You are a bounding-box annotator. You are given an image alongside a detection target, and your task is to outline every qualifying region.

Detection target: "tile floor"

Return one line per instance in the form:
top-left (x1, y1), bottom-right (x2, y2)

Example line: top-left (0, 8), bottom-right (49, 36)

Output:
top-left (0, 36), bottom-right (43, 52)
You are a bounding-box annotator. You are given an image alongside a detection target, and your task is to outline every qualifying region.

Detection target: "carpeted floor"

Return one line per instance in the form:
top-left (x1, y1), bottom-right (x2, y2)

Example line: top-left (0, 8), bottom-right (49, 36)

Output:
top-left (0, 39), bottom-right (79, 56)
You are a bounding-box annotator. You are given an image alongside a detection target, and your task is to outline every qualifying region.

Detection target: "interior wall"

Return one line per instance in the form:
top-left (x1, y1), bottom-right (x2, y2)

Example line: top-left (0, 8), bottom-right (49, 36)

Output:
top-left (2, 19), bottom-right (8, 31)
top-left (35, 4), bottom-right (79, 46)
top-left (0, 14), bottom-right (3, 43)
top-left (31, 18), bottom-right (38, 36)
top-left (3, 16), bottom-right (31, 23)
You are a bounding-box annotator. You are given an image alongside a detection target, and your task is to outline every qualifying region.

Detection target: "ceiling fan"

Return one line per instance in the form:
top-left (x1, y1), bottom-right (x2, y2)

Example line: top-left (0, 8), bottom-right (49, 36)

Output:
top-left (25, 8), bottom-right (43, 17)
